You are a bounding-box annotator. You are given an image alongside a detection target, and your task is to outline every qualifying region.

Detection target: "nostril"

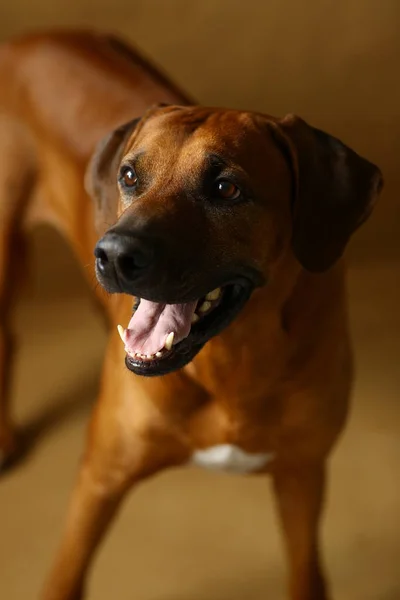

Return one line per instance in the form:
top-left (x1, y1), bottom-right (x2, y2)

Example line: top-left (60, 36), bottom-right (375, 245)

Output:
top-left (117, 247), bottom-right (151, 276)
top-left (94, 247), bottom-right (109, 273)
top-left (95, 233), bottom-right (153, 281)
top-left (118, 255), bottom-right (139, 275)
top-left (95, 248), bottom-right (108, 262)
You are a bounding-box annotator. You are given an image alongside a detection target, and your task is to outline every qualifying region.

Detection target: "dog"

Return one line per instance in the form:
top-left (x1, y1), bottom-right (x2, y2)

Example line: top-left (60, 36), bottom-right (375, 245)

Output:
top-left (0, 30), bottom-right (383, 600)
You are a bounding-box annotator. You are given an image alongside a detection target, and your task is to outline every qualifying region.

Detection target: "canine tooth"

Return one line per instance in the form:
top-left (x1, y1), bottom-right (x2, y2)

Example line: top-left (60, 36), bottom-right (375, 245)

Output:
top-left (191, 313), bottom-right (200, 324)
top-left (206, 288), bottom-right (221, 301)
top-left (164, 332), bottom-right (175, 351)
top-left (117, 324), bottom-right (126, 344)
top-left (199, 301), bottom-right (212, 313)
top-left (155, 351), bottom-right (162, 358)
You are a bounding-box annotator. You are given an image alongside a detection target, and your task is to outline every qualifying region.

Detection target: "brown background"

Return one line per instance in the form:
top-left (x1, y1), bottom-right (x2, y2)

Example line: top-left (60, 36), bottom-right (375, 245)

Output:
top-left (0, 2), bottom-right (399, 599)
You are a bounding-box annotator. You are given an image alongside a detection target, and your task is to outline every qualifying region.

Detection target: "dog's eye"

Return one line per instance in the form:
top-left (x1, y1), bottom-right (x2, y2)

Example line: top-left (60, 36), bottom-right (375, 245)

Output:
top-left (120, 166), bottom-right (138, 188)
top-left (215, 180), bottom-right (241, 200)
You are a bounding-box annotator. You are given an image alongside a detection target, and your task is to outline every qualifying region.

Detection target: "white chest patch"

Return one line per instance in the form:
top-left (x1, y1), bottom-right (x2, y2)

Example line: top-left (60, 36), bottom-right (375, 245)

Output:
top-left (191, 444), bottom-right (275, 474)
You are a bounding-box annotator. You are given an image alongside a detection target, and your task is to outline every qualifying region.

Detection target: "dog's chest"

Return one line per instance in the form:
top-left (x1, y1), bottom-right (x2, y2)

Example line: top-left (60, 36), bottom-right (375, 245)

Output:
top-left (190, 444), bottom-right (275, 474)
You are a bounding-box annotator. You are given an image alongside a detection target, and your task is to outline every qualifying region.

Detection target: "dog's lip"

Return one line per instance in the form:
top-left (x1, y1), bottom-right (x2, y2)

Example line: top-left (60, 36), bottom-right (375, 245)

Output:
top-left (130, 277), bottom-right (232, 305)
top-left (96, 264), bottom-right (264, 304)
top-left (123, 278), bottom-right (254, 377)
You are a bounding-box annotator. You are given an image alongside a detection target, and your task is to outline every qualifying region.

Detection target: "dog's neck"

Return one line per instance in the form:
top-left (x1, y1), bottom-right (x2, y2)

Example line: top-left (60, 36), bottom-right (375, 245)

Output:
top-left (188, 255), bottom-right (348, 399)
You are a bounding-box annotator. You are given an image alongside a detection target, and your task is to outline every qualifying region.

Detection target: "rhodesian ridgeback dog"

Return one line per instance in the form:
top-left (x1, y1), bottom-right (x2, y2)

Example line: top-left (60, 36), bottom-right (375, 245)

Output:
top-left (0, 30), bottom-right (383, 600)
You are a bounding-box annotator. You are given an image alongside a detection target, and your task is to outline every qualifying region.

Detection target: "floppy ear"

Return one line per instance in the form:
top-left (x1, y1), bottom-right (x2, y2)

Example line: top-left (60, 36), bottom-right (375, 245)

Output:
top-left (270, 114), bottom-right (383, 272)
top-left (85, 118), bottom-right (141, 234)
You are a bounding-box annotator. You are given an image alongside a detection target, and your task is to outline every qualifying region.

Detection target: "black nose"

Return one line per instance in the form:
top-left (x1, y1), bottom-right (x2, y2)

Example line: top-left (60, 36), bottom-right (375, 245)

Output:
top-left (94, 232), bottom-right (153, 286)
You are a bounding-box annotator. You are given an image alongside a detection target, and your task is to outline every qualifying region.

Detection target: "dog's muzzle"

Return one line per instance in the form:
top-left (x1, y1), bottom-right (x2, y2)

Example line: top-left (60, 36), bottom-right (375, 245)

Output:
top-left (94, 232), bottom-right (155, 293)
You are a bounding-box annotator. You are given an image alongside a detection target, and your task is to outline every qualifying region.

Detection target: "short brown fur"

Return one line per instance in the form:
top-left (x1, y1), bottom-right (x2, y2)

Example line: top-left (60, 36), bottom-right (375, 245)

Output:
top-left (0, 31), bottom-right (382, 600)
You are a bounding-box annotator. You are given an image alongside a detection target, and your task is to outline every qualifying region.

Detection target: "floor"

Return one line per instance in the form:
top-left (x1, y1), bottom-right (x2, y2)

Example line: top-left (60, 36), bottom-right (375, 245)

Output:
top-left (1, 1), bottom-right (400, 598)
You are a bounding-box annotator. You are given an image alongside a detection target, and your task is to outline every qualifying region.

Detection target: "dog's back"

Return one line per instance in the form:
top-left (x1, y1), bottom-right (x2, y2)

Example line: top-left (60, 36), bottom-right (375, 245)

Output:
top-left (0, 30), bottom-right (188, 466)
top-left (0, 31), bottom-right (188, 231)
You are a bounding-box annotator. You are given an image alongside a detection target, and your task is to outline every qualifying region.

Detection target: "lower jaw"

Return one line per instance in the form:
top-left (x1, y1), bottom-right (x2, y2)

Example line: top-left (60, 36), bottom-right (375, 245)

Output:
top-left (125, 341), bottom-right (205, 377)
top-left (123, 279), bottom-right (255, 377)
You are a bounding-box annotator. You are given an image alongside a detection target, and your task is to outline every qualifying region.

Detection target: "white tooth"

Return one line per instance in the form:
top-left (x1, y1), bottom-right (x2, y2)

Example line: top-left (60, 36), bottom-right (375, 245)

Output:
top-left (191, 313), bottom-right (200, 324)
top-left (199, 301), bottom-right (212, 313)
top-left (117, 324), bottom-right (126, 344)
top-left (206, 288), bottom-right (221, 301)
top-left (164, 332), bottom-right (175, 351)
top-left (156, 351), bottom-right (162, 358)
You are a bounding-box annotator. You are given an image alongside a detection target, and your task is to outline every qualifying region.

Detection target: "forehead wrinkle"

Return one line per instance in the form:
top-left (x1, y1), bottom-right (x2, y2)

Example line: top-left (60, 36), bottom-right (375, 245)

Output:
top-left (144, 117), bottom-right (216, 181)
top-left (173, 135), bottom-right (214, 182)
top-left (124, 135), bottom-right (179, 179)
top-left (123, 109), bottom-right (256, 184)
top-left (124, 112), bottom-right (198, 168)
top-left (190, 112), bottom-right (256, 157)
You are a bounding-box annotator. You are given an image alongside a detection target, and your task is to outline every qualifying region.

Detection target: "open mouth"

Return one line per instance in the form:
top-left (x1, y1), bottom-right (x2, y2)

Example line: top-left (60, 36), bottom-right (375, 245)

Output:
top-left (117, 280), bottom-right (253, 376)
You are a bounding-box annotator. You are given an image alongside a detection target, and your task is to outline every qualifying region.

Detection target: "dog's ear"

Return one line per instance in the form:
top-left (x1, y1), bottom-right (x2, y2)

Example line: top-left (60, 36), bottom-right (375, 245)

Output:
top-left (85, 118), bottom-right (140, 234)
top-left (270, 115), bottom-right (383, 272)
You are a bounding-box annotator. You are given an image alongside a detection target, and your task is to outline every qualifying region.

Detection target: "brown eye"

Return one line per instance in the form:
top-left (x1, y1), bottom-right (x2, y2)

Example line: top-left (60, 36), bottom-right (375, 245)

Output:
top-left (120, 166), bottom-right (138, 188)
top-left (216, 180), bottom-right (241, 200)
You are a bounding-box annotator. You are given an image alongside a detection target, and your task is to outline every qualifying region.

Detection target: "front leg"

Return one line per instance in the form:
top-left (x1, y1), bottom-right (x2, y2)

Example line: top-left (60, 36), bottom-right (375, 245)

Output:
top-left (272, 463), bottom-right (329, 600)
top-left (41, 333), bottom-right (190, 600)
top-left (41, 453), bottom-right (129, 600)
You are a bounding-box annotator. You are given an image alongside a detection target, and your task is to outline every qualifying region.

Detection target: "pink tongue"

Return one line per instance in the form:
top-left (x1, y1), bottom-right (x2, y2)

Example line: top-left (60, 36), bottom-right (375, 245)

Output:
top-left (124, 299), bottom-right (198, 356)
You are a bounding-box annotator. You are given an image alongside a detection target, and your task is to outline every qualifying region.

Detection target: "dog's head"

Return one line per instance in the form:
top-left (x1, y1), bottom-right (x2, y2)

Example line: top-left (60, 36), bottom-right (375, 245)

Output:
top-left (86, 105), bottom-right (383, 376)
